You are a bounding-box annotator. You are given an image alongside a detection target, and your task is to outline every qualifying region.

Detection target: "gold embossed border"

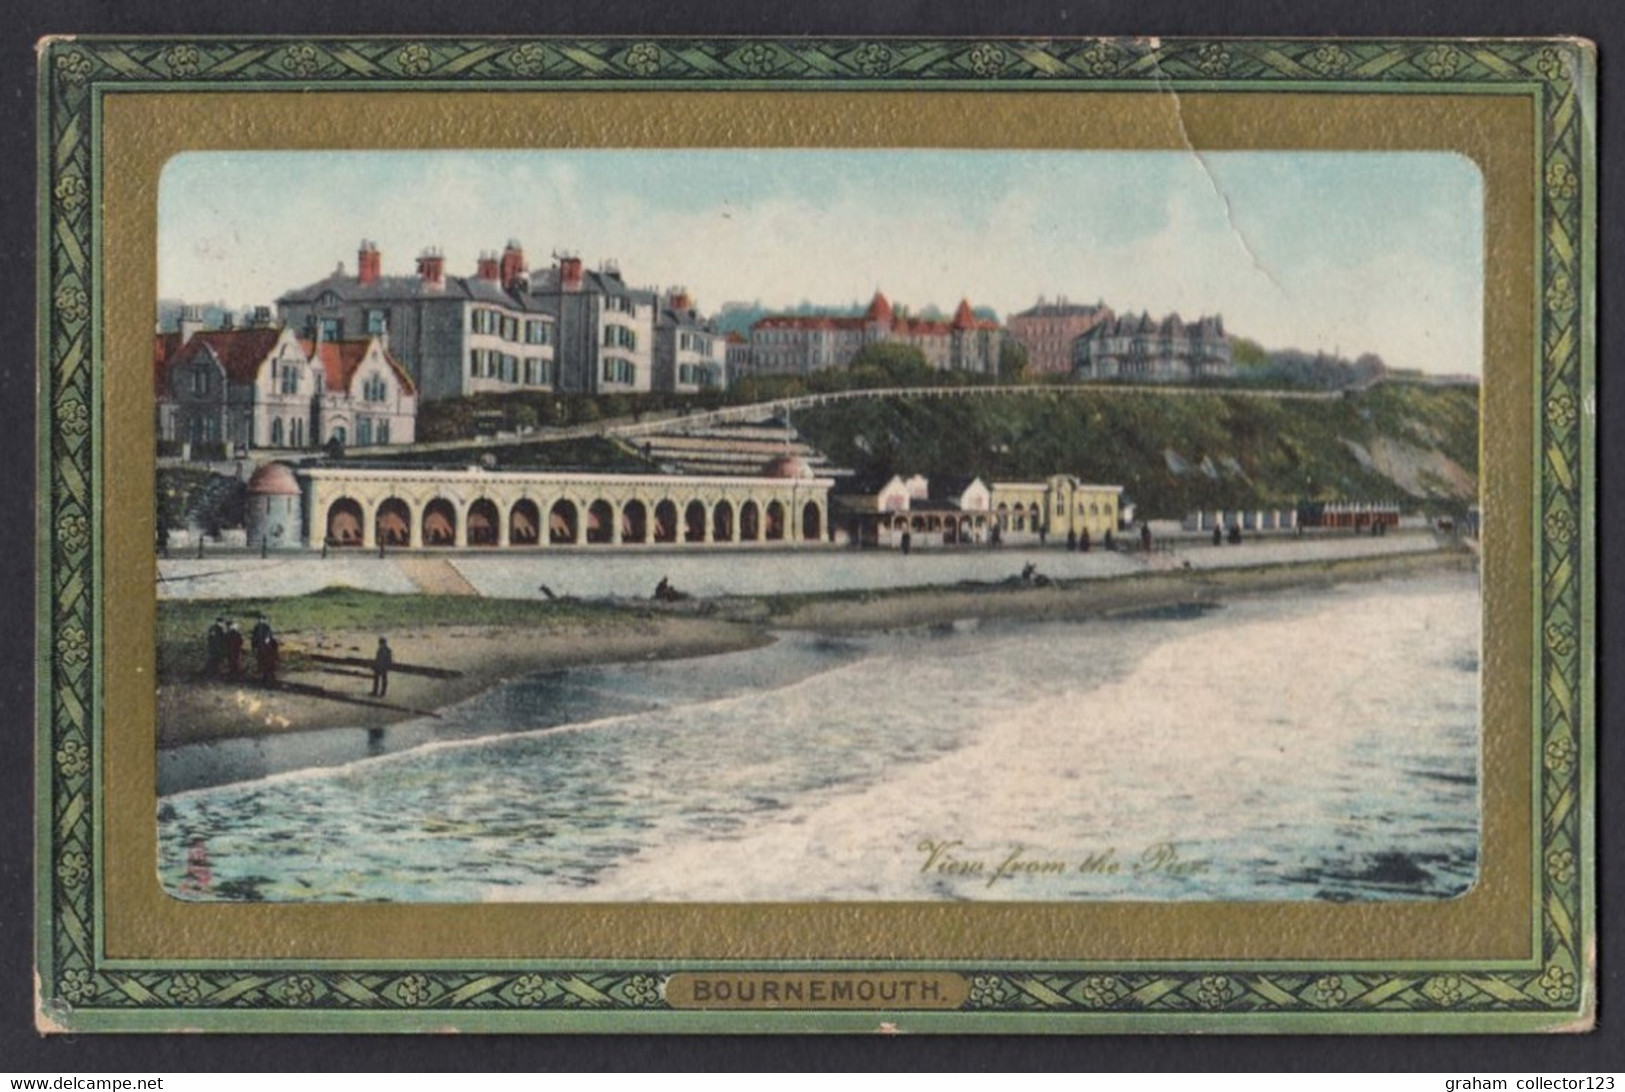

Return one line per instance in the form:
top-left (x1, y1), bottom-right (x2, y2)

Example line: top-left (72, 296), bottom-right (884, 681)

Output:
top-left (36, 38), bottom-right (1594, 1032)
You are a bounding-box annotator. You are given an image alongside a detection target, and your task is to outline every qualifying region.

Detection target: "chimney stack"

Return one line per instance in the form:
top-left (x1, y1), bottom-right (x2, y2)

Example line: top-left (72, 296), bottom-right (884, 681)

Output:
top-left (220, 311), bottom-right (236, 330)
top-left (476, 250), bottom-right (501, 283)
top-left (559, 255), bottom-right (584, 292)
top-left (357, 239), bottom-right (382, 285)
top-left (499, 239), bottom-right (526, 292)
top-left (416, 247), bottom-right (445, 290)
top-left (178, 305), bottom-right (205, 345)
top-left (251, 305), bottom-right (273, 327)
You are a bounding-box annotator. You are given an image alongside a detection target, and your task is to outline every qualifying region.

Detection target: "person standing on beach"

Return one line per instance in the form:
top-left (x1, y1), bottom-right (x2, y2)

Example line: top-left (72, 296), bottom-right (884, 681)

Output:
top-left (203, 617), bottom-right (226, 677)
top-left (250, 613), bottom-right (272, 657)
top-left (257, 634), bottom-right (280, 688)
top-left (371, 637), bottom-right (393, 698)
top-left (224, 620), bottom-right (245, 679)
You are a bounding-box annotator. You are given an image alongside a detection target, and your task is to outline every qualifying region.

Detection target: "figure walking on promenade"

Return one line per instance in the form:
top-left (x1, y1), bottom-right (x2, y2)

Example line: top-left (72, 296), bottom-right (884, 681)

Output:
top-left (371, 637), bottom-right (393, 698)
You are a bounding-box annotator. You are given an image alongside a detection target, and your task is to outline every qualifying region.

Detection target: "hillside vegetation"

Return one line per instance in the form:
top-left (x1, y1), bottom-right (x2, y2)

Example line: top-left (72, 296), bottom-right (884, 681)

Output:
top-left (791, 383), bottom-right (1478, 519)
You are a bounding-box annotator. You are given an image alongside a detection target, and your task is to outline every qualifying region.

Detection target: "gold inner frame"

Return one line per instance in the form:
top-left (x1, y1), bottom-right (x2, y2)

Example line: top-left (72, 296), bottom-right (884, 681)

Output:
top-left (101, 89), bottom-right (1534, 963)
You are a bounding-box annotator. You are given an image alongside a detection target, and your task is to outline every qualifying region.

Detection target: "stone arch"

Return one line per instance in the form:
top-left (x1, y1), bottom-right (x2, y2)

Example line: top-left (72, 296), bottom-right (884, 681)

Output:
top-left (549, 499), bottom-right (579, 545)
top-left (996, 502), bottom-right (1009, 529)
top-left (653, 499), bottom-right (679, 544)
top-left (739, 500), bottom-right (761, 542)
top-left (622, 499), bottom-right (649, 544)
top-left (587, 499), bottom-right (615, 545)
top-left (467, 498), bottom-right (501, 547)
top-left (1028, 503), bottom-right (1041, 529)
top-left (422, 498), bottom-right (458, 547)
top-left (684, 500), bottom-right (708, 544)
top-left (325, 497), bottom-right (365, 547)
top-left (375, 497), bottom-right (412, 547)
top-left (765, 500), bottom-right (786, 541)
top-left (712, 499), bottom-right (734, 542)
top-left (509, 499), bottom-right (540, 546)
top-left (802, 501), bottom-right (822, 541)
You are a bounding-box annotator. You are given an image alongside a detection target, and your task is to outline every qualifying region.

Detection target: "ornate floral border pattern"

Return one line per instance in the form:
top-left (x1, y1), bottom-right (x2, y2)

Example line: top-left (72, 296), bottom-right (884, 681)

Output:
top-left (36, 37), bottom-right (1593, 1032)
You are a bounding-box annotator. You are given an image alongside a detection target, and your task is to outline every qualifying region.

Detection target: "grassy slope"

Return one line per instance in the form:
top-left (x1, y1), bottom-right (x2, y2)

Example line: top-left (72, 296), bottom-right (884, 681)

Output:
top-left (792, 383), bottom-right (1478, 517)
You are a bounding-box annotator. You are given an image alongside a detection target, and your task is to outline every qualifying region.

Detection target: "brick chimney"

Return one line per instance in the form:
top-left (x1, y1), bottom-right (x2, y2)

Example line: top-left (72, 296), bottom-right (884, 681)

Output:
top-left (357, 239), bottom-right (382, 285)
top-left (416, 247), bottom-right (445, 290)
top-left (559, 255), bottom-right (584, 292)
top-left (668, 288), bottom-right (692, 313)
top-left (500, 239), bottom-right (526, 291)
top-left (251, 305), bottom-right (273, 327)
top-left (476, 250), bottom-right (500, 283)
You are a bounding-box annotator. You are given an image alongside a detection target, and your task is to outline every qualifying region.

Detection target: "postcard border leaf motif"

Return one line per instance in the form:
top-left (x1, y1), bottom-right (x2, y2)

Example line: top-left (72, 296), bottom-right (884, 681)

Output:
top-left (35, 36), bottom-right (1591, 1029)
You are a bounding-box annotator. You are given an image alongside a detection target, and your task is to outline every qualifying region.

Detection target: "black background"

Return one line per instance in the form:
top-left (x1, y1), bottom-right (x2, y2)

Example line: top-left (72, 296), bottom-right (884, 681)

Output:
top-left (1, 0), bottom-right (1619, 1073)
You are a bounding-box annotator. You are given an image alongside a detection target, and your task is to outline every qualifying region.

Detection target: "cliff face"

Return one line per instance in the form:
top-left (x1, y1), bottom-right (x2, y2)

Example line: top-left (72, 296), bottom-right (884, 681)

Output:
top-left (792, 383), bottom-right (1478, 519)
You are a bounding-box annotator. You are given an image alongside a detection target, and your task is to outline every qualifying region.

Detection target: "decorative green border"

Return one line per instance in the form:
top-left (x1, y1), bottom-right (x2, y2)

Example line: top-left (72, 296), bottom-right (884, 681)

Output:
top-left (35, 36), bottom-right (1595, 1033)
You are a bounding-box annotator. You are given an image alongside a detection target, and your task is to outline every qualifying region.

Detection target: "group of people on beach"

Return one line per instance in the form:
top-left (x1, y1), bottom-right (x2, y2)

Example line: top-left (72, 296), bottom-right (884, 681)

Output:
top-left (202, 613), bottom-right (279, 686)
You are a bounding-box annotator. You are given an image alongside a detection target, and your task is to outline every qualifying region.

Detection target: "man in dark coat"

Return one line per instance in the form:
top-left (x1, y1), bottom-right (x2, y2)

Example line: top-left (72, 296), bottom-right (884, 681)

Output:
top-left (371, 637), bottom-right (393, 698)
top-left (203, 617), bottom-right (226, 677)
top-left (257, 635), bottom-right (279, 688)
top-left (250, 614), bottom-right (273, 656)
top-left (223, 621), bottom-right (245, 679)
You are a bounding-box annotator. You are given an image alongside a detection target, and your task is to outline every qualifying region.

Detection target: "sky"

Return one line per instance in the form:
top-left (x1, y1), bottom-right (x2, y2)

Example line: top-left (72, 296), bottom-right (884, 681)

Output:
top-left (159, 149), bottom-right (1483, 375)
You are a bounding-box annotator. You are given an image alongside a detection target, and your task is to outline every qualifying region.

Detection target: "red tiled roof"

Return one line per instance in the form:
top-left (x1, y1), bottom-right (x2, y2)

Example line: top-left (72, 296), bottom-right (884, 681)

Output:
top-left (153, 332), bottom-right (181, 396)
top-left (864, 291), bottom-right (892, 322)
top-left (952, 298), bottom-right (977, 329)
top-left (300, 338), bottom-right (417, 396)
top-left (180, 328), bottom-right (287, 385)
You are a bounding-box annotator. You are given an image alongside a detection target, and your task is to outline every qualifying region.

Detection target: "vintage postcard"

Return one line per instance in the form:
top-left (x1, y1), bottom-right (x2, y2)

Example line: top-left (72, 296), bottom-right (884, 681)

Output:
top-left (36, 36), bottom-right (1594, 1032)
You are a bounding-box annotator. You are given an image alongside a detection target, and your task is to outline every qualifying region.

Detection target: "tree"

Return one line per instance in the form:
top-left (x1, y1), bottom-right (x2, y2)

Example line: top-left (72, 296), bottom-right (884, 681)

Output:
top-left (847, 342), bottom-right (934, 387)
top-left (998, 339), bottom-right (1030, 382)
top-left (1230, 336), bottom-right (1270, 369)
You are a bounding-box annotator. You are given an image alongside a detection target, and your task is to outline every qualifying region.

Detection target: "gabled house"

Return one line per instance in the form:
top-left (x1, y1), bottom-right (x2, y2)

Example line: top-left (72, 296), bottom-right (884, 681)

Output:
top-left (155, 319), bottom-right (417, 453)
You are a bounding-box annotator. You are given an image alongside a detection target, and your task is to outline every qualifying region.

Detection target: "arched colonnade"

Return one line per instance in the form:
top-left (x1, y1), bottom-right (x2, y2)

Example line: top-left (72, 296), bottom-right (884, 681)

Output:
top-left (303, 467), bottom-right (831, 551)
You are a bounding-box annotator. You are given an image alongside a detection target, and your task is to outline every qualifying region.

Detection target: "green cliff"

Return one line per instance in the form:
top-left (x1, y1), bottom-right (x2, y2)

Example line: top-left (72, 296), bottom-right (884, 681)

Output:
top-left (790, 382), bottom-right (1478, 519)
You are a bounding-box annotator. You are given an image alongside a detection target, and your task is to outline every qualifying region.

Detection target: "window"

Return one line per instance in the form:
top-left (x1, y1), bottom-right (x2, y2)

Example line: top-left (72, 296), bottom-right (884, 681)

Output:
top-left (500, 354), bottom-right (518, 383)
top-left (332, 425), bottom-right (347, 445)
top-left (366, 309), bottom-right (387, 335)
top-left (469, 349), bottom-right (481, 377)
top-left (603, 324), bottom-right (637, 351)
top-left (377, 420), bottom-right (390, 445)
top-left (357, 418), bottom-right (373, 446)
top-left (319, 317), bottom-right (341, 341)
top-left (364, 374), bottom-right (387, 402)
top-left (525, 319), bottom-right (550, 345)
top-left (281, 366), bottom-right (300, 394)
top-left (190, 367), bottom-right (211, 395)
top-left (601, 358), bottom-right (635, 385)
top-left (472, 309), bottom-right (501, 335)
top-left (606, 295), bottom-right (634, 315)
top-left (271, 418), bottom-right (284, 446)
top-left (291, 418), bottom-right (304, 447)
top-left (501, 316), bottom-right (519, 342)
top-left (524, 357), bottom-right (553, 386)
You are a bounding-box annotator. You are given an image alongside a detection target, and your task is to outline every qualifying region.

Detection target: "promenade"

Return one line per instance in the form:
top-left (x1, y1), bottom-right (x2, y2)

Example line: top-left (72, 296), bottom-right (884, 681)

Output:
top-left (157, 531), bottom-right (1446, 602)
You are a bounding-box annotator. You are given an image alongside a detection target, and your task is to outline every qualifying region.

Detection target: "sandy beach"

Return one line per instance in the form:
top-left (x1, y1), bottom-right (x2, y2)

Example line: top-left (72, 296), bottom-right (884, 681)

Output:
top-left (157, 615), bottom-right (771, 747)
top-left (156, 545), bottom-right (1474, 749)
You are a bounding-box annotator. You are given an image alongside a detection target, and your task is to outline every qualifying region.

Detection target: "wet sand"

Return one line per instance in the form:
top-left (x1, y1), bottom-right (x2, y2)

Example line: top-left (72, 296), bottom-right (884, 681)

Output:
top-left (157, 616), bottom-right (771, 747)
top-left (157, 546), bottom-right (1474, 748)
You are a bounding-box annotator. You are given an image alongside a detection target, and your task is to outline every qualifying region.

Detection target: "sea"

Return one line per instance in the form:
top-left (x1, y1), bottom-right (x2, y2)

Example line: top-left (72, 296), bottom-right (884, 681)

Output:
top-left (157, 569), bottom-right (1481, 903)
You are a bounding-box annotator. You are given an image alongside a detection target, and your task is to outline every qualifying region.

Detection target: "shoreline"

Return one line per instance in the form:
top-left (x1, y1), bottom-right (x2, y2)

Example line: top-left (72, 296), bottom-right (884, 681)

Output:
top-left (157, 545), bottom-right (1475, 749)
